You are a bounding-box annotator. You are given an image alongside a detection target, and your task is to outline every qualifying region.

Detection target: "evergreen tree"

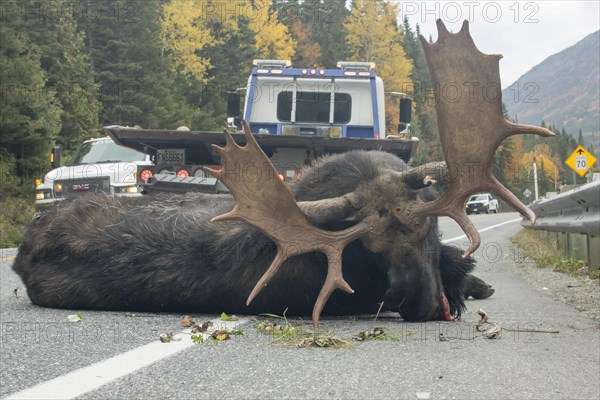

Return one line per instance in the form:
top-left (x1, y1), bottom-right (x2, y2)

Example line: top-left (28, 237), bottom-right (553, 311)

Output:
top-left (311, 0), bottom-right (350, 67)
top-left (80, 0), bottom-right (192, 128)
top-left (577, 129), bottom-right (585, 146)
top-left (402, 19), bottom-right (430, 111)
top-left (22, 0), bottom-right (100, 151)
top-left (198, 12), bottom-right (258, 127)
top-left (0, 16), bottom-right (61, 187)
top-left (414, 108), bottom-right (443, 164)
top-left (400, 17), bottom-right (442, 165)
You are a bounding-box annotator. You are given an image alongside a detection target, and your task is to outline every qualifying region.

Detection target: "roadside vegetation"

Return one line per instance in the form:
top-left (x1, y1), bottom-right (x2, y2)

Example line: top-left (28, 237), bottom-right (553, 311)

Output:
top-left (512, 229), bottom-right (599, 280)
top-left (0, 170), bottom-right (35, 248)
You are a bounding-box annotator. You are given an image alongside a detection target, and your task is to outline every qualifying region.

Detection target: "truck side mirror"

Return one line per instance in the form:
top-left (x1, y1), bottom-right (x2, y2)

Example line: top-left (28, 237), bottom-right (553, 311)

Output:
top-left (398, 98), bottom-right (412, 133)
top-left (399, 98), bottom-right (412, 123)
top-left (226, 92), bottom-right (241, 118)
top-left (50, 146), bottom-right (61, 169)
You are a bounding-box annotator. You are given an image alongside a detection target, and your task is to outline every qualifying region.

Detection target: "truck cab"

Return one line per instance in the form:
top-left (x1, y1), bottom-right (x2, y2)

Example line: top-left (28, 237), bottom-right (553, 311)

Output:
top-left (223, 59), bottom-right (415, 177)
top-left (35, 137), bottom-right (153, 209)
top-left (238, 60), bottom-right (387, 140)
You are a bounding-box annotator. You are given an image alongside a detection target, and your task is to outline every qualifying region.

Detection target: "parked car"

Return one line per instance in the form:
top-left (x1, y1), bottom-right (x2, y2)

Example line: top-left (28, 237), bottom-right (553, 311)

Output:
top-left (465, 193), bottom-right (500, 214)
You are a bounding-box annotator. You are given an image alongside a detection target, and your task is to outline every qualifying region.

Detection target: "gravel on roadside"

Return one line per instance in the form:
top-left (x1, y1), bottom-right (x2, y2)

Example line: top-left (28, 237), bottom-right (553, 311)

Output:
top-left (514, 262), bottom-right (600, 322)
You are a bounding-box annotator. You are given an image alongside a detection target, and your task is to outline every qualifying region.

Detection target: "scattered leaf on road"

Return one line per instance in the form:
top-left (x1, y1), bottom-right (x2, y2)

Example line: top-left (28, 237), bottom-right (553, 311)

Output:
top-left (220, 312), bottom-right (239, 321)
top-left (298, 336), bottom-right (349, 348)
top-left (211, 330), bottom-right (231, 341)
top-left (182, 315), bottom-right (195, 327)
top-left (354, 327), bottom-right (387, 341)
top-left (159, 332), bottom-right (174, 343)
top-left (67, 313), bottom-right (83, 323)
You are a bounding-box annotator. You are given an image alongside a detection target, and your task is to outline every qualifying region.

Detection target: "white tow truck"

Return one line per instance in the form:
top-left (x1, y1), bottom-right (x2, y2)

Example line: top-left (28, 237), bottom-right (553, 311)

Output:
top-left (35, 137), bottom-right (153, 209)
top-left (104, 60), bottom-right (417, 194)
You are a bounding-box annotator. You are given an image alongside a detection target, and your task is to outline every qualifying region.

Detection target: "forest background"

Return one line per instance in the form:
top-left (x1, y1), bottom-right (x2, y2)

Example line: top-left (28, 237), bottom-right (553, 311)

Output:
top-left (0, 0), bottom-right (593, 246)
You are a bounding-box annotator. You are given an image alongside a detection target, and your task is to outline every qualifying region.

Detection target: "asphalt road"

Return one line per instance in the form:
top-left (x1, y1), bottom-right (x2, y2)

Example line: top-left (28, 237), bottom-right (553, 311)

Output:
top-left (1, 212), bottom-right (599, 399)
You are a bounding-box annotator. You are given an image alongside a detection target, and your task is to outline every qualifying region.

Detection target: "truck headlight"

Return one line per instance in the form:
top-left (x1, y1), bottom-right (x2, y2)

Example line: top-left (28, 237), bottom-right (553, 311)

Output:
top-left (36, 190), bottom-right (52, 200)
top-left (115, 186), bottom-right (139, 194)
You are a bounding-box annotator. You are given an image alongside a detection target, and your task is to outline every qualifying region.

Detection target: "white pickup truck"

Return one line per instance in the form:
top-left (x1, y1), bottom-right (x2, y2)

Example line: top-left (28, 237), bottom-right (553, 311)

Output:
top-left (465, 193), bottom-right (500, 214)
top-left (35, 137), bottom-right (153, 209)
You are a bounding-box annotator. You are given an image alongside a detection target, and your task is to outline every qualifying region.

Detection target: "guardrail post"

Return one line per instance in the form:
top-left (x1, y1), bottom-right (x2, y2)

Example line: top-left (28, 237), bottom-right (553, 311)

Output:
top-left (558, 232), bottom-right (569, 258)
top-left (569, 233), bottom-right (588, 261)
top-left (588, 236), bottom-right (600, 270)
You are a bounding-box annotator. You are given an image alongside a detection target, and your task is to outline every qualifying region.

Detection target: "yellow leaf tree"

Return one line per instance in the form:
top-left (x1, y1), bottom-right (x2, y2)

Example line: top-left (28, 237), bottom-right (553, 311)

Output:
top-left (344, 0), bottom-right (413, 134)
top-left (248, 0), bottom-right (296, 60)
top-left (160, 0), bottom-right (238, 83)
top-left (518, 144), bottom-right (561, 191)
top-left (500, 135), bottom-right (523, 182)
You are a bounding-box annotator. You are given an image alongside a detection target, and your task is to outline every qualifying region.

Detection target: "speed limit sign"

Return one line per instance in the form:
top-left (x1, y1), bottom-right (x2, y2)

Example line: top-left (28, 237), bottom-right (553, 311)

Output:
top-left (566, 146), bottom-right (597, 177)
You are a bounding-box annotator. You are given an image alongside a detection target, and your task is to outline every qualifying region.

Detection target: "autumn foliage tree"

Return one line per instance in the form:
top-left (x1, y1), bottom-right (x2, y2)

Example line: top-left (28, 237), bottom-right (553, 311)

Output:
top-left (344, 0), bottom-right (412, 134)
top-left (290, 20), bottom-right (321, 66)
top-left (249, 0), bottom-right (296, 60)
top-left (160, 0), bottom-right (238, 83)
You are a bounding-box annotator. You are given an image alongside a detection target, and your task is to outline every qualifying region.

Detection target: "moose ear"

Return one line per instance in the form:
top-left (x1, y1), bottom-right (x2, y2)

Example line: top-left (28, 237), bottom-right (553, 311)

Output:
top-left (395, 161), bottom-right (447, 191)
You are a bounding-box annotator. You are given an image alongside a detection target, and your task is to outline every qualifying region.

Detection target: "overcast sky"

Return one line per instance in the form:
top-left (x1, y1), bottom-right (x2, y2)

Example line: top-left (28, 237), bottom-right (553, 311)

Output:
top-left (401, 1), bottom-right (600, 88)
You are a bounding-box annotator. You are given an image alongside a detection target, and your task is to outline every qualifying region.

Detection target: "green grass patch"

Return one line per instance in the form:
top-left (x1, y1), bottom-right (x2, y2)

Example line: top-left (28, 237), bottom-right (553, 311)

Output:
top-left (512, 229), bottom-right (596, 279)
top-left (0, 197), bottom-right (35, 248)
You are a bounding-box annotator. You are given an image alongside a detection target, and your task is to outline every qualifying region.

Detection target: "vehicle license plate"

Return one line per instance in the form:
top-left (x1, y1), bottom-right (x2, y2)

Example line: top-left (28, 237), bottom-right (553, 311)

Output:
top-left (157, 149), bottom-right (185, 164)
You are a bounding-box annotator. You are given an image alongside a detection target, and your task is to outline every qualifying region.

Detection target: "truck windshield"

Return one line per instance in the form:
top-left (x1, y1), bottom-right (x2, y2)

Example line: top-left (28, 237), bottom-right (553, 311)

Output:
top-left (68, 139), bottom-right (146, 165)
top-left (469, 195), bottom-right (488, 202)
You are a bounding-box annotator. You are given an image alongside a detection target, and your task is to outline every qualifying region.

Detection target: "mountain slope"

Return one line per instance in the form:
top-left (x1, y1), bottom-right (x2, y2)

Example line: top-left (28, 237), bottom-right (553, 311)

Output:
top-left (502, 31), bottom-right (599, 136)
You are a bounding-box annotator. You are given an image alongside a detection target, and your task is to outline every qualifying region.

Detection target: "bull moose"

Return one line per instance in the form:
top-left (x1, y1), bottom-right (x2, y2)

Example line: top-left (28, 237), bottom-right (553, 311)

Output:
top-left (13, 20), bottom-right (553, 330)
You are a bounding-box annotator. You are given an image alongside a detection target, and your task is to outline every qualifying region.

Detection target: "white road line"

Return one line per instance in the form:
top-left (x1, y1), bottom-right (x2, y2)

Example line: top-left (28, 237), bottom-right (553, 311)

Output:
top-left (4, 317), bottom-right (249, 400)
top-left (442, 217), bottom-right (522, 244)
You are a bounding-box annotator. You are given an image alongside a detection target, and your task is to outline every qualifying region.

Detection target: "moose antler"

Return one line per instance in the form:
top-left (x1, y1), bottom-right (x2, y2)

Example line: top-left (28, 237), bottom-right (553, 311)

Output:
top-left (413, 20), bottom-right (554, 257)
top-left (205, 121), bottom-right (371, 331)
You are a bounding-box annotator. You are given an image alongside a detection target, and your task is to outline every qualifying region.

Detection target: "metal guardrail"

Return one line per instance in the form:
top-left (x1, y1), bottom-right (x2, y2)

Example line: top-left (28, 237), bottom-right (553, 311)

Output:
top-left (521, 180), bottom-right (600, 236)
top-left (521, 180), bottom-right (599, 269)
